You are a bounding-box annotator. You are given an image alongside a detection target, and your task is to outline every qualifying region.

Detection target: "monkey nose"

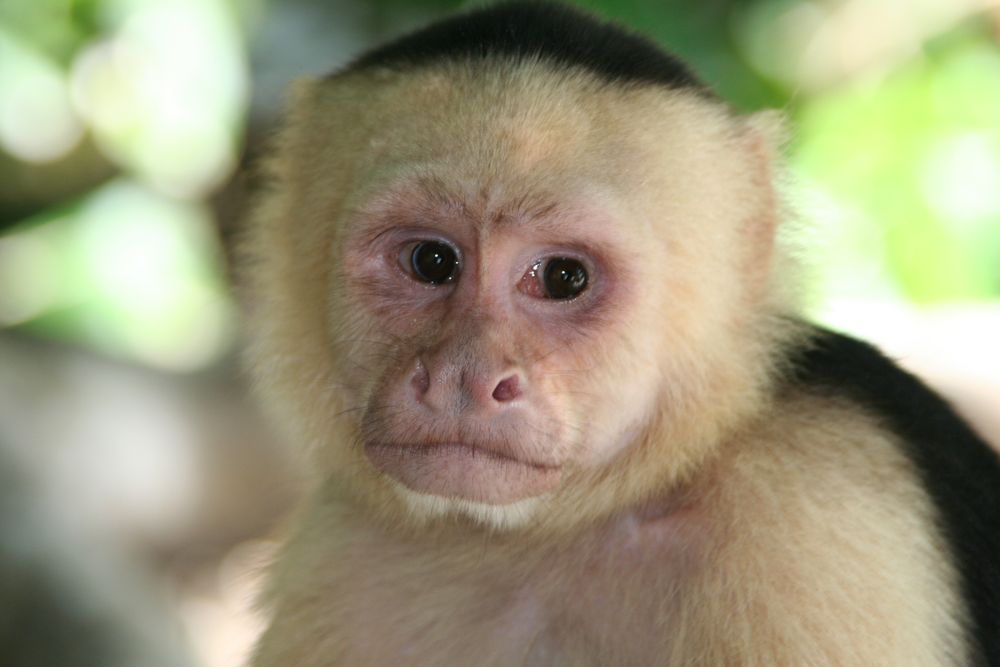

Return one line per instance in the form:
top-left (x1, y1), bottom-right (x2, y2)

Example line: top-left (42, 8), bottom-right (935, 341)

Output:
top-left (409, 358), bottom-right (524, 413)
top-left (410, 358), bottom-right (431, 396)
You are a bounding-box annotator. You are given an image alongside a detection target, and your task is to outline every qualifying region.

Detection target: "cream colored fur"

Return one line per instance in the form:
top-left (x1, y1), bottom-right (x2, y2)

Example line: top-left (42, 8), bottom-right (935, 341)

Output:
top-left (241, 60), bottom-right (966, 665)
top-left (251, 398), bottom-right (965, 666)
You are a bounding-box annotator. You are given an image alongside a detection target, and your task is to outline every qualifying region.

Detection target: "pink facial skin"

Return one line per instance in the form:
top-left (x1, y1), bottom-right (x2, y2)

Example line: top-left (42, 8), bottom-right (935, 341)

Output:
top-left (338, 178), bottom-right (633, 506)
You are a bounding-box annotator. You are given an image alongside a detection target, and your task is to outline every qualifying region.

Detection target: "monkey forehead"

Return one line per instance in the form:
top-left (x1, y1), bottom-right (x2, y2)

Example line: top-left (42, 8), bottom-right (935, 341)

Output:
top-left (342, 171), bottom-right (629, 246)
top-left (307, 62), bottom-right (741, 219)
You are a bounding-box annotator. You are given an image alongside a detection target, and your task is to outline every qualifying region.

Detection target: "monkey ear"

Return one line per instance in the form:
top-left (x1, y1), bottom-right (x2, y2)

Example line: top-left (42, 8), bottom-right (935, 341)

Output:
top-left (743, 109), bottom-right (789, 164)
top-left (289, 76), bottom-right (319, 101)
top-left (265, 77), bottom-right (324, 184)
top-left (283, 77), bottom-right (320, 127)
top-left (739, 110), bottom-right (788, 298)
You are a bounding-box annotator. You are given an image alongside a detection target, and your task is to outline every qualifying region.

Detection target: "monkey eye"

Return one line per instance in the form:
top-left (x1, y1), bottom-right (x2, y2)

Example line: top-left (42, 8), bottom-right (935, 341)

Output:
top-left (405, 240), bottom-right (460, 285)
top-left (521, 257), bottom-right (589, 300)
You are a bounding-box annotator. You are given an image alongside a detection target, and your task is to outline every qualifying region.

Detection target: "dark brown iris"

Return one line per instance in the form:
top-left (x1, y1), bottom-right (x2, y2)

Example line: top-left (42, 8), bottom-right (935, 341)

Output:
top-left (411, 241), bottom-right (458, 284)
top-left (543, 258), bottom-right (588, 299)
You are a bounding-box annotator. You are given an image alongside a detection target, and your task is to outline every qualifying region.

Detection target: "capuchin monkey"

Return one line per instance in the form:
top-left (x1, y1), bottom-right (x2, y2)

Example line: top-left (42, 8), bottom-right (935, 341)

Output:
top-left (241, 2), bottom-right (1000, 665)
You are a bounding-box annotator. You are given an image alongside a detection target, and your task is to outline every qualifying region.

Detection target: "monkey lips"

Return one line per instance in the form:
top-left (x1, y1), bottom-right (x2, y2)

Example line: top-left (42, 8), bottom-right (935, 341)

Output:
top-left (365, 441), bottom-right (563, 504)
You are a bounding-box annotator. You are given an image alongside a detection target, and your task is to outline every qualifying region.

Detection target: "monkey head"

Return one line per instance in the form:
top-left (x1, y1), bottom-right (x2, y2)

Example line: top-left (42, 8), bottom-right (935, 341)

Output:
top-left (243, 61), bottom-right (789, 532)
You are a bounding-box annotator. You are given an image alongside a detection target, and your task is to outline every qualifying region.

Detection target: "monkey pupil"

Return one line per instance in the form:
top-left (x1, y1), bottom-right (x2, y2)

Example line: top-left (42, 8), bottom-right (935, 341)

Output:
top-left (411, 241), bottom-right (458, 284)
top-left (543, 258), bottom-right (588, 299)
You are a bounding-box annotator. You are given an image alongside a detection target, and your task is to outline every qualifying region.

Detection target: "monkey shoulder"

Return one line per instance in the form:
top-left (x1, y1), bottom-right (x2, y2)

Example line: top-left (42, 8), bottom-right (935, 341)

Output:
top-left (622, 327), bottom-right (997, 665)
top-left (748, 325), bottom-right (1000, 664)
top-left (782, 326), bottom-right (1000, 606)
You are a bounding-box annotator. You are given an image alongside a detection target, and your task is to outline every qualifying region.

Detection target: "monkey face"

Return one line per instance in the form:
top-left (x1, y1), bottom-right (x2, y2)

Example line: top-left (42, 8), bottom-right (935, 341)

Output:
top-left (334, 178), bottom-right (653, 512)
top-left (246, 65), bottom-right (780, 528)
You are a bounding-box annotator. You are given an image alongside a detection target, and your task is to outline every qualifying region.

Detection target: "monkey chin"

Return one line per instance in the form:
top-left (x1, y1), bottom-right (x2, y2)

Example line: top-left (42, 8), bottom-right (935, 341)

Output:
top-left (388, 481), bottom-right (547, 531)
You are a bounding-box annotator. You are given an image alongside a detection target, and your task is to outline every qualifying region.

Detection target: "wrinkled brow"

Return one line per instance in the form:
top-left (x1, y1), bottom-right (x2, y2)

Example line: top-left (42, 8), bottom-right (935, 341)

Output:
top-left (346, 173), bottom-right (571, 234)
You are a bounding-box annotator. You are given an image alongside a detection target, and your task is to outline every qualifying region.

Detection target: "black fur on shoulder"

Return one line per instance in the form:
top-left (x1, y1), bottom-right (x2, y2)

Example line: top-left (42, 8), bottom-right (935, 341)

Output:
top-left (791, 326), bottom-right (1000, 666)
top-left (343, 1), bottom-right (708, 93)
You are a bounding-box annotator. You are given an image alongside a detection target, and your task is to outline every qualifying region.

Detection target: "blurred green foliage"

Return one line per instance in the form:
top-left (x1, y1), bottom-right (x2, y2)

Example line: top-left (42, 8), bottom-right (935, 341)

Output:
top-left (1, 0), bottom-right (998, 370)
top-left (795, 33), bottom-right (1000, 302)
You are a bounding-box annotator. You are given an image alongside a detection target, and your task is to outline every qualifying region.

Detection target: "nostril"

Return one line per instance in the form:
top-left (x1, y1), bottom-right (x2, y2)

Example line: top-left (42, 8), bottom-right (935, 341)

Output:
top-left (411, 359), bottom-right (430, 397)
top-left (492, 375), bottom-right (521, 402)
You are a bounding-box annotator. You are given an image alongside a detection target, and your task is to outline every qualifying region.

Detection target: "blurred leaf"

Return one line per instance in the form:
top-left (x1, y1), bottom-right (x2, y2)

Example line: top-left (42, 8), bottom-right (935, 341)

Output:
top-left (793, 28), bottom-right (1000, 303)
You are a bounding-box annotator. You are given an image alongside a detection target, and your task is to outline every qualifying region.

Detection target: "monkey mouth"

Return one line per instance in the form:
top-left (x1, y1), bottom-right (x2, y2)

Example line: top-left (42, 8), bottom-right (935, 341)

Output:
top-left (364, 441), bottom-right (562, 504)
